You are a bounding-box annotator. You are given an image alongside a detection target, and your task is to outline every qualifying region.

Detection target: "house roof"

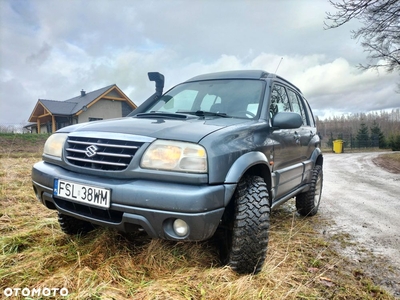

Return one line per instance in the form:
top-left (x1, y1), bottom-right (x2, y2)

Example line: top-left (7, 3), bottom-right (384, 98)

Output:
top-left (66, 84), bottom-right (116, 114)
top-left (28, 83), bottom-right (137, 124)
top-left (38, 99), bottom-right (78, 115)
top-left (39, 84), bottom-right (116, 115)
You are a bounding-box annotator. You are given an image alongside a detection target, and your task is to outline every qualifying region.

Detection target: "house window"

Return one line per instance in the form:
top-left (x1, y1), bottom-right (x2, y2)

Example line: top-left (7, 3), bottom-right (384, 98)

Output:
top-left (89, 117), bottom-right (103, 122)
top-left (46, 122), bottom-right (52, 133)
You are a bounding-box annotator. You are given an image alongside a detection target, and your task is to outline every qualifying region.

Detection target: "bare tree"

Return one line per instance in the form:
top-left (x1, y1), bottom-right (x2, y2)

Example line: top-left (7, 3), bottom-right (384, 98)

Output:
top-left (325, 0), bottom-right (400, 73)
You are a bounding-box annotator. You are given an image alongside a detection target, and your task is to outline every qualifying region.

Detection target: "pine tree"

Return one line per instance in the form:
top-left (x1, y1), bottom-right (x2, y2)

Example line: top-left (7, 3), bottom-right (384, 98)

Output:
top-left (356, 121), bottom-right (369, 148)
top-left (327, 132), bottom-right (334, 149)
top-left (388, 134), bottom-right (400, 151)
top-left (370, 120), bottom-right (386, 148)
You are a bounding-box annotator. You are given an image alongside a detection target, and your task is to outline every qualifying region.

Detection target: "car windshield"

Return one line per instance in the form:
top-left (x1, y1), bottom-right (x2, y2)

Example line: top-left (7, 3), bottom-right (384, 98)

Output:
top-left (145, 79), bottom-right (264, 119)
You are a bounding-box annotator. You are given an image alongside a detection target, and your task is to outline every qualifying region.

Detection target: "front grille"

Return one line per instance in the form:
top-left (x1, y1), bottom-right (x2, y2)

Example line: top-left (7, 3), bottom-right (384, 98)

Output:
top-left (54, 198), bottom-right (123, 223)
top-left (66, 136), bottom-right (143, 171)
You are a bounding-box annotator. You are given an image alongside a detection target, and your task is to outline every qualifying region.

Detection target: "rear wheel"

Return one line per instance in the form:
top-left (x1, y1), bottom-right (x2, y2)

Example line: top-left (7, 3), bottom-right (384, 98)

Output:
top-left (296, 165), bottom-right (323, 216)
top-left (58, 213), bottom-right (95, 235)
top-left (219, 175), bottom-right (270, 274)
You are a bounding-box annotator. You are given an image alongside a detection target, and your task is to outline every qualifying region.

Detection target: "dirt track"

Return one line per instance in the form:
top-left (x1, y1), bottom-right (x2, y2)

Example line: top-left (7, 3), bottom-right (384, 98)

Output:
top-left (320, 152), bottom-right (400, 296)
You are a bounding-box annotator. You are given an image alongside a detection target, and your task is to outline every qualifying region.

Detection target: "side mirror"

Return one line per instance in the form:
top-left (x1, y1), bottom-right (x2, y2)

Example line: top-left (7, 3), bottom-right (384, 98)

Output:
top-left (148, 72), bottom-right (164, 96)
top-left (272, 112), bottom-right (302, 129)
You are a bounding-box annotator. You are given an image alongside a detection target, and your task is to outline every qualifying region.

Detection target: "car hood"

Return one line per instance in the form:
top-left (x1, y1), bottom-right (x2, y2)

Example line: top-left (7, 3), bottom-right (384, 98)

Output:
top-left (58, 116), bottom-right (250, 143)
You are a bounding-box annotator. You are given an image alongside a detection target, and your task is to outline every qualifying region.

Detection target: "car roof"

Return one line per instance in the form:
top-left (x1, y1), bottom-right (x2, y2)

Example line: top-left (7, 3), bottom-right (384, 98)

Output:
top-left (184, 70), bottom-right (302, 94)
top-left (185, 70), bottom-right (270, 82)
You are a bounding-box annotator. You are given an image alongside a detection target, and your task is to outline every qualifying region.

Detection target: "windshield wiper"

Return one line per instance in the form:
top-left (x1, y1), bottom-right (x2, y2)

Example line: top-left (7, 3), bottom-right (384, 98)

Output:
top-left (179, 110), bottom-right (230, 118)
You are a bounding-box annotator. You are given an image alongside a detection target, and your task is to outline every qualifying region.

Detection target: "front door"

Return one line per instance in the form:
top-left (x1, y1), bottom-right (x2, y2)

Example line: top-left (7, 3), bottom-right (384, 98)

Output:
top-left (268, 84), bottom-right (303, 199)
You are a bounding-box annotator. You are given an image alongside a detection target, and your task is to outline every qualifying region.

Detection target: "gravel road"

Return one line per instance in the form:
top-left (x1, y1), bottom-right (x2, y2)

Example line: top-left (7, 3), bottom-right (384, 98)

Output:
top-left (320, 152), bottom-right (400, 296)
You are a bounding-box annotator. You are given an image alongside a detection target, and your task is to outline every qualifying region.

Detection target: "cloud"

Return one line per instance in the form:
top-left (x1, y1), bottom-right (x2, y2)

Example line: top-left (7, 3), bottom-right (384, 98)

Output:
top-left (26, 42), bottom-right (52, 65)
top-left (294, 58), bottom-right (399, 114)
top-left (0, 78), bottom-right (33, 124)
top-left (0, 0), bottom-right (398, 126)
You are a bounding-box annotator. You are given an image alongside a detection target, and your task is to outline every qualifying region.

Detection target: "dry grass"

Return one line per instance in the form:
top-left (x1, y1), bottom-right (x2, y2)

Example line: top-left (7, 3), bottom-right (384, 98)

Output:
top-left (0, 133), bottom-right (48, 158)
top-left (382, 152), bottom-right (400, 164)
top-left (373, 152), bottom-right (400, 173)
top-left (0, 136), bottom-right (396, 299)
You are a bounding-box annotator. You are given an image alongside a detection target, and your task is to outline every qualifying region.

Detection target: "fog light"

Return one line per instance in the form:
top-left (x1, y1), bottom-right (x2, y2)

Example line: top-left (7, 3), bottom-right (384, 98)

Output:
top-left (173, 219), bottom-right (189, 237)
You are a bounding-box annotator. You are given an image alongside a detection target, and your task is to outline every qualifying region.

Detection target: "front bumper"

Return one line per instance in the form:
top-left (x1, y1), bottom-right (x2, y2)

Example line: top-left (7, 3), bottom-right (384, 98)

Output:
top-left (32, 161), bottom-right (236, 241)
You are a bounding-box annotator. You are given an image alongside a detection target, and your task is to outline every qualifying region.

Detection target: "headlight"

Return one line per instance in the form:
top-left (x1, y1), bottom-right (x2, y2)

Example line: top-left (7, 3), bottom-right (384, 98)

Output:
top-left (141, 140), bottom-right (207, 173)
top-left (43, 133), bottom-right (68, 158)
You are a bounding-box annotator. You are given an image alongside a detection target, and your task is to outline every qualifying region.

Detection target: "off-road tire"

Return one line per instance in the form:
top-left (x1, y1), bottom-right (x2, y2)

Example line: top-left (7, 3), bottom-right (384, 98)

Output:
top-left (220, 175), bottom-right (270, 274)
top-left (296, 165), bottom-right (323, 216)
top-left (58, 213), bottom-right (94, 235)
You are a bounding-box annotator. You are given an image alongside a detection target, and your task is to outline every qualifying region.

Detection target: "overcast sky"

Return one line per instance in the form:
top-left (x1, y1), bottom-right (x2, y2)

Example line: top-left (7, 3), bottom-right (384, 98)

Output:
top-left (1, 0), bottom-right (399, 127)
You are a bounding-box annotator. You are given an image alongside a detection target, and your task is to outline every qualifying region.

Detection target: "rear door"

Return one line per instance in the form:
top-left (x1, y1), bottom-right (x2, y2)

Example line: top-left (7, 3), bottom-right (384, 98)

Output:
top-left (286, 88), bottom-right (314, 161)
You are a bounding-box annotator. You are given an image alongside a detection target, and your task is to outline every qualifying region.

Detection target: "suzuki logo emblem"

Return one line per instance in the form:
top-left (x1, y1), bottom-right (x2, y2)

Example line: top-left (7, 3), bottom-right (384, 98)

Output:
top-left (85, 145), bottom-right (98, 158)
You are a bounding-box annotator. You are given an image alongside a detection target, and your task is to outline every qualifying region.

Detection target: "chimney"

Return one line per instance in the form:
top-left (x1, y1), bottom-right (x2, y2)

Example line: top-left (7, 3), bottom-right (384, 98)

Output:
top-left (81, 89), bottom-right (86, 96)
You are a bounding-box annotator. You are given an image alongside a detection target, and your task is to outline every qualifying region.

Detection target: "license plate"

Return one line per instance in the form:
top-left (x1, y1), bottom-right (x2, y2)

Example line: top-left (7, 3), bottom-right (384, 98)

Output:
top-left (54, 179), bottom-right (110, 209)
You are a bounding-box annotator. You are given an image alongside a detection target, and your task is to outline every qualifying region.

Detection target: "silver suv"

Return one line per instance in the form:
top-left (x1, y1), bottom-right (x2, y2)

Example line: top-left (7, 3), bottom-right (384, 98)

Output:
top-left (32, 70), bottom-right (323, 274)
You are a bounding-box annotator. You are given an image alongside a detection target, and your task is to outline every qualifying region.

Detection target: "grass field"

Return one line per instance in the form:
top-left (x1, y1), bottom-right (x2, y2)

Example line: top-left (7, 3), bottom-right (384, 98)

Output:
top-left (0, 134), bottom-right (396, 299)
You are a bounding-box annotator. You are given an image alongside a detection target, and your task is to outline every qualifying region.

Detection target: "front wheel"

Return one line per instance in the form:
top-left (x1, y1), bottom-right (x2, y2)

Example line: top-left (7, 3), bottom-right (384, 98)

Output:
top-left (296, 165), bottom-right (323, 216)
top-left (58, 213), bottom-right (95, 235)
top-left (219, 175), bottom-right (270, 274)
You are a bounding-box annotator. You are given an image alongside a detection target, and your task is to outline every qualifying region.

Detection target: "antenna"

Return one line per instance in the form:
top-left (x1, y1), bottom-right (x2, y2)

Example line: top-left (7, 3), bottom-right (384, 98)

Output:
top-left (274, 57), bottom-right (283, 74)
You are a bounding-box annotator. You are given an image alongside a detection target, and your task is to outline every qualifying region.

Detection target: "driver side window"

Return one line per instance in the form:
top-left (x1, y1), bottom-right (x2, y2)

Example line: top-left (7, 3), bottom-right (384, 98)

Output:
top-left (270, 84), bottom-right (290, 118)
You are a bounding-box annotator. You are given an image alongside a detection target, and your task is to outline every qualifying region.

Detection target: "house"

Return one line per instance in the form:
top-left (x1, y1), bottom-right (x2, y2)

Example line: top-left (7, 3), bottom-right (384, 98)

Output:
top-left (27, 84), bottom-right (136, 133)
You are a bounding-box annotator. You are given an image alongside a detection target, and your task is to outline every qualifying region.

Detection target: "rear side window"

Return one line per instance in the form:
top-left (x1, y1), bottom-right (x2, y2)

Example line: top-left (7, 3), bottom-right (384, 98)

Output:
top-left (303, 97), bottom-right (315, 127)
top-left (287, 88), bottom-right (308, 126)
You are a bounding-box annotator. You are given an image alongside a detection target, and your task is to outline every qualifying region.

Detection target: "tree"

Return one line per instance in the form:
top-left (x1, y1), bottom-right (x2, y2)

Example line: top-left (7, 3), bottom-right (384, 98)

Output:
top-left (388, 133), bottom-right (400, 150)
top-left (325, 0), bottom-right (400, 73)
top-left (327, 132), bottom-right (335, 149)
top-left (356, 121), bottom-right (369, 147)
top-left (370, 120), bottom-right (386, 148)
